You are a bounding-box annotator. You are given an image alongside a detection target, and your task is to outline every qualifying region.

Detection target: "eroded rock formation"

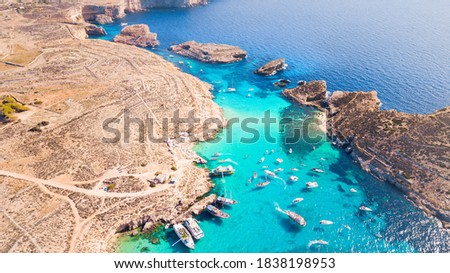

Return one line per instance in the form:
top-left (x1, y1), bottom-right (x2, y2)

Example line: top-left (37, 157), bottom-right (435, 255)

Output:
top-left (255, 58), bottom-right (286, 76)
top-left (85, 24), bottom-right (107, 36)
top-left (113, 24), bottom-right (159, 47)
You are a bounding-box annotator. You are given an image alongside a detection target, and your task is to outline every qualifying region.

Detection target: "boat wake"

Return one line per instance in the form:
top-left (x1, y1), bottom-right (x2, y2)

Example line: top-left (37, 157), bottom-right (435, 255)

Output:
top-left (218, 158), bottom-right (238, 165)
top-left (274, 202), bottom-right (287, 215)
top-left (308, 240), bottom-right (329, 248)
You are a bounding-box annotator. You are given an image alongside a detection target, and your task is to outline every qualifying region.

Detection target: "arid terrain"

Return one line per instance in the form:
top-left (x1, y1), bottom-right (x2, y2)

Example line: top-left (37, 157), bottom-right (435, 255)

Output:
top-left (0, 3), bottom-right (223, 252)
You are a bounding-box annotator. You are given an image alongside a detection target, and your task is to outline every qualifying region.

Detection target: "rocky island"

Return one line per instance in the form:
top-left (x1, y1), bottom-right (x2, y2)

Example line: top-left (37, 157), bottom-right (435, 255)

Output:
top-left (113, 24), bottom-right (159, 48)
top-left (282, 80), bottom-right (327, 109)
top-left (169, 41), bottom-right (247, 63)
top-left (0, 3), bottom-right (223, 252)
top-left (283, 83), bottom-right (450, 228)
top-left (255, 58), bottom-right (287, 76)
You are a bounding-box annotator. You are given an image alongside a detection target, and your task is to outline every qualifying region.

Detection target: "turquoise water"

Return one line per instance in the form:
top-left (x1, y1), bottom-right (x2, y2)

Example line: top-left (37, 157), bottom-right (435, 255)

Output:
top-left (96, 0), bottom-right (450, 252)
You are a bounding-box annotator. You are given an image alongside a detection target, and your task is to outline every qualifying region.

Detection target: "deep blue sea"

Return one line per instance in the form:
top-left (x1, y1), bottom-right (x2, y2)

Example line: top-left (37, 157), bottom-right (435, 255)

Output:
top-left (96, 0), bottom-right (450, 253)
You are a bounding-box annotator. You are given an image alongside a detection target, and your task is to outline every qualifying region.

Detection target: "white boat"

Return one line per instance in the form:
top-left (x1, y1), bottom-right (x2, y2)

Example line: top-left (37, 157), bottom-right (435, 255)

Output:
top-left (274, 168), bottom-right (284, 173)
top-left (210, 165), bottom-right (235, 177)
top-left (289, 176), bottom-right (298, 182)
top-left (285, 210), bottom-right (307, 226)
top-left (173, 224), bottom-right (195, 249)
top-left (228, 87), bottom-right (236, 92)
top-left (169, 55), bottom-right (174, 58)
top-left (262, 165), bottom-right (269, 169)
top-left (320, 220), bottom-right (334, 225)
top-left (276, 158), bottom-right (284, 164)
top-left (259, 157), bottom-right (265, 163)
top-left (265, 150), bottom-right (269, 155)
top-left (290, 168), bottom-right (299, 172)
top-left (291, 198), bottom-right (304, 204)
top-left (359, 205), bottom-right (373, 212)
top-left (253, 172), bottom-right (258, 179)
top-left (256, 181), bottom-right (270, 188)
top-left (271, 149), bottom-right (275, 154)
top-left (183, 218), bottom-right (204, 240)
top-left (120, 22), bottom-right (128, 26)
top-left (264, 170), bottom-right (276, 177)
top-left (306, 181), bottom-right (318, 189)
top-left (350, 188), bottom-right (358, 193)
top-left (311, 168), bottom-right (324, 173)
top-left (289, 148), bottom-right (293, 154)
top-left (320, 157), bottom-right (326, 161)
top-left (217, 196), bottom-right (237, 206)
top-left (343, 224), bottom-right (352, 230)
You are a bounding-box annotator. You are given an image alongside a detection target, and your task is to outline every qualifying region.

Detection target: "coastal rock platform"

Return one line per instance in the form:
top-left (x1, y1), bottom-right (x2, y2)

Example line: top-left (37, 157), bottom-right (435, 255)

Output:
top-left (169, 41), bottom-right (247, 63)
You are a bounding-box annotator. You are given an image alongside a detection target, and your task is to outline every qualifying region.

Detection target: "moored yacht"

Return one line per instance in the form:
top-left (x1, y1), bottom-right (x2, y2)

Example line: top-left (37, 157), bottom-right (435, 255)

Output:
top-left (173, 223), bottom-right (195, 249)
top-left (210, 165), bottom-right (235, 177)
top-left (289, 175), bottom-right (298, 182)
top-left (206, 205), bottom-right (230, 219)
top-left (291, 198), bottom-right (304, 205)
top-left (359, 205), bottom-right (373, 212)
top-left (217, 196), bottom-right (238, 206)
top-left (183, 218), bottom-right (204, 240)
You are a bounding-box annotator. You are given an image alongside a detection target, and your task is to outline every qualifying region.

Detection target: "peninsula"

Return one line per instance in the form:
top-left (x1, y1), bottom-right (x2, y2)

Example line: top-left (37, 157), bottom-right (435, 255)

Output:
top-left (283, 83), bottom-right (450, 228)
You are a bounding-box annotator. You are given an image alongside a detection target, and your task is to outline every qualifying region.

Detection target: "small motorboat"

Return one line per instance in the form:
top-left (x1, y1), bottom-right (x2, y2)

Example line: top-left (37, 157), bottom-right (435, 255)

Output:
top-left (120, 22), bottom-right (128, 26)
top-left (320, 220), bottom-right (334, 225)
top-left (271, 149), bottom-right (275, 154)
top-left (179, 61), bottom-right (184, 64)
top-left (320, 157), bottom-right (326, 161)
top-left (193, 157), bottom-right (207, 164)
top-left (289, 176), bottom-right (299, 182)
top-left (359, 205), bottom-right (373, 212)
top-left (259, 157), bottom-right (265, 163)
top-left (262, 165), bottom-right (269, 169)
top-left (173, 224), bottom-right (195, 249)
top-left (274, 168), bottom-right (284, 173)
top-left (350, 188), bottom-right (358, 193)
top-left (206, 205), bottom-right (230, 218)
top-left (306, 181), bottom-right (319, 189)
top-left (256, 181), bottom-right (270, 188)
top-left (217, 196), bottom-right (238, 206)
top-left (183, 218), bottom-right (204, 240)
top-left (276, 158), bottom-right (284, 164)
top-left (291, 198), bottom-right (304, 205)
top-left (343, 224), bottom-right (352, 230)
top-left (289, 148), bottom-right (293, 154)
top-left (285, 210), bottom-right (307, 226)
top-left (253, 172), bottom-right (258, 179)
top-left (311, 168), bottom-right (324, 173)
top-left (290, 168), bottom-right (299, 172)
top-left (265, 150), bottom-right (269, 155)
top-left (168, 54), bottom-right (174, 58)
top-left (264, 170), bottom-right (276, 177)
top-left (228, 87), bottom-right (236, 92)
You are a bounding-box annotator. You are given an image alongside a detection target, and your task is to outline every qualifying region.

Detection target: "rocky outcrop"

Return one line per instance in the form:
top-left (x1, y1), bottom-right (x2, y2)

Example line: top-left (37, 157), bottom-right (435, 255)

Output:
top-left (94, 14), bottom-right (113, 25)
top-left (255, 58), bottom-right (286, 76)
top-left (169, 41), bottom-right (247, 63)
top-left (85, 24), bottom-right (107, 36)
top-left (282, 80), bottom-right (327, 109)
top-left (326, 91), bottom-right (450, 228)
top-left (81, 4), bottom-right (125, 23)
top-left (113, 24), bottom-right (159, 47)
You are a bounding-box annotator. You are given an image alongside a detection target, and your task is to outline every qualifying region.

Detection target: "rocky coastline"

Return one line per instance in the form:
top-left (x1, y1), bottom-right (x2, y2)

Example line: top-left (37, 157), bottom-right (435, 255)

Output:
top-left (283, 83), bottom-right (450, 228)
top-left (255, 58), bottom-right (287, 76)
top-left (0, 3), bottom-right (224, 252)
top-left (113, 24), bottom-right (159, 47)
